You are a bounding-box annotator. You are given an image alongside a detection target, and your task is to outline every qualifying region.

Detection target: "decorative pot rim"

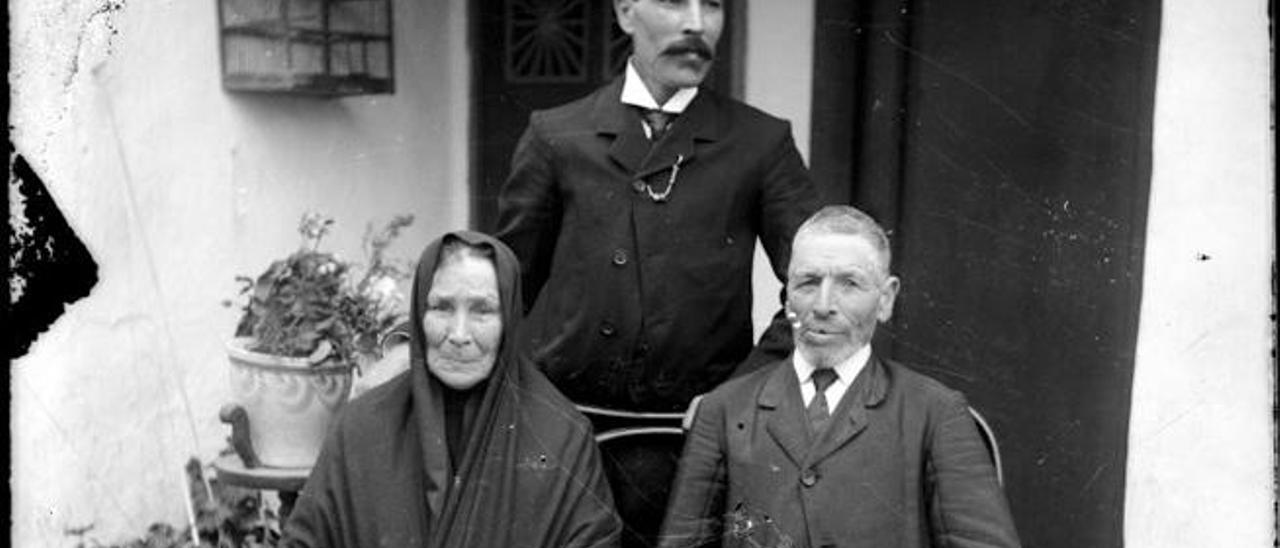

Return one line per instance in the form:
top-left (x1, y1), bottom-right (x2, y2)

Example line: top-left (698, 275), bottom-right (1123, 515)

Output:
top-left (226, 337), bottom-right (354, 375)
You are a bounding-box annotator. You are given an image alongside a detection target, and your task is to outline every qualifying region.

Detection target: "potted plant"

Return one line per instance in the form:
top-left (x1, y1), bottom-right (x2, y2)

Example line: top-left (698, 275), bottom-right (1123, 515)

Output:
top-left (226, 212), bottom-right (413, 469)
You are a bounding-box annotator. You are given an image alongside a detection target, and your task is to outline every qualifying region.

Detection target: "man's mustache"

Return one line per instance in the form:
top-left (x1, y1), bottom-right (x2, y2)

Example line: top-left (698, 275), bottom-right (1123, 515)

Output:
top-left (792, 316), bottom-right (834, 335)
top-left (796, 323), bottom-right (837, 336)
top-left (662, 38), bottom-right (715, 60)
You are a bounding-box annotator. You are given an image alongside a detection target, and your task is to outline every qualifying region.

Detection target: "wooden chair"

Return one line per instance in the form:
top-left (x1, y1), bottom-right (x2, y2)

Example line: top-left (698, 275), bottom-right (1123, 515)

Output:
top-left (578, 404), bottom-right (686, 548)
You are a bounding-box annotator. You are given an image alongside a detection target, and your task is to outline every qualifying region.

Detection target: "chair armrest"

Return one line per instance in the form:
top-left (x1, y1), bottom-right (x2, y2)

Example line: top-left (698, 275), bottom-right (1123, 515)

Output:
top-left (682, 394), bottom-right (705, 432)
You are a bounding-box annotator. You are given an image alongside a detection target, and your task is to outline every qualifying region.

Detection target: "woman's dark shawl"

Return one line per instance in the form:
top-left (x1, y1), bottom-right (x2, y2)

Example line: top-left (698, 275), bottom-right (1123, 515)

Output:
top-left (283, 231), bottom-right (621, 547)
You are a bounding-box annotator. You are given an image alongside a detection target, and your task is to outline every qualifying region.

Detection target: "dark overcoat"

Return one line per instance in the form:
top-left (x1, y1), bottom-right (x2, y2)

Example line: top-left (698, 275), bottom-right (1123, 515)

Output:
top-left (496, 78), bottom-right (820, 412)
top-left (659, 355), bottom-right (1022, 548)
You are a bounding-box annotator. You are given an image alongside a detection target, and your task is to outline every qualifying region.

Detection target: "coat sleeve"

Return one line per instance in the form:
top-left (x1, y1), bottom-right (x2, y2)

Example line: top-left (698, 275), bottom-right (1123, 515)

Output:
top-left (658, 392), bottom-right (729, 548)
top-left (737, 125), bottom-right (820, 376)
top-left (925, 392), bottom-right (1023, 548)
top-left (495, 114), bottom-right (563, 313)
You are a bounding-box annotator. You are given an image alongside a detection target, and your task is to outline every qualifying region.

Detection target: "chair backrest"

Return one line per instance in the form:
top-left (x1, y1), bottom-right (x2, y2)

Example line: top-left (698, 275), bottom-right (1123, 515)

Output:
top-left (578, 404), bottom-right (686, 548)
top-left (967, 406), bottom-right (1005, 486)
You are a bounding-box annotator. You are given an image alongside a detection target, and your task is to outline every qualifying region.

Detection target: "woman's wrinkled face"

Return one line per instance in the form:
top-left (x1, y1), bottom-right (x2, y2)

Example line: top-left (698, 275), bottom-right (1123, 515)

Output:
top-left (423, 253), bottom-right (502, 390)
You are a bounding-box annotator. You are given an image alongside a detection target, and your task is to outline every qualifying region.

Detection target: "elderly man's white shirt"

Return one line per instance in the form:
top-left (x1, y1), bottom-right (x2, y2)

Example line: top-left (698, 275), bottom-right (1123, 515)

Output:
top-left (793, 344), bottom-right (872, 409)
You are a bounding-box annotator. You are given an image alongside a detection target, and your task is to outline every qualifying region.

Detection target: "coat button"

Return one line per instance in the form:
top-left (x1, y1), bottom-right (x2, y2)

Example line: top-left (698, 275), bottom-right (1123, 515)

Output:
top-left (800, 470), bottom-right (818, 487)
top-left (611, 249), bottom-right (629, 266)
top-left (631, 180), bottom-right (647, 193)
top-left (599, 321), bottom-right (617, 337)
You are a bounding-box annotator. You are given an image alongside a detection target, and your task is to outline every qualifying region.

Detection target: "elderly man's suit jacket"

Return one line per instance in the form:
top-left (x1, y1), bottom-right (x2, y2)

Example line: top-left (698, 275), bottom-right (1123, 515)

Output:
top-left (496, 78), bottom-right (820, 412)
top-left (659, 355), bottom-right (1021, 548)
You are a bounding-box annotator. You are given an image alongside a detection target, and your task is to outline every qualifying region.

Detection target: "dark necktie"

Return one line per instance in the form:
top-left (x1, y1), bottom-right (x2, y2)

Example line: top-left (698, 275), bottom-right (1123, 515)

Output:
top-left (807, 368), bottom-right (839, 437)
top-left (641, 109), bottom-right (674, 140)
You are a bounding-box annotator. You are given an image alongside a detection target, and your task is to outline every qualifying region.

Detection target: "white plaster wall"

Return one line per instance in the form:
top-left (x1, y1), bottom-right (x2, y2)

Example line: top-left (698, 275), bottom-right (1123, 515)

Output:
top-left (743, 0), bottom-right (815, 337)
top-left (9, 0), bottom-right (471, 545)
top-left (1124, 0), bottom-right (1275, 546)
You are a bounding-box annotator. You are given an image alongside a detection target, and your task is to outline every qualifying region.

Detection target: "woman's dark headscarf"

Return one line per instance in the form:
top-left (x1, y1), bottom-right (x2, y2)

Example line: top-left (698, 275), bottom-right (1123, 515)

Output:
top-left (408, 231), bottom-right (523, 468)
top-left (283, 231), bottom-right (621, 548)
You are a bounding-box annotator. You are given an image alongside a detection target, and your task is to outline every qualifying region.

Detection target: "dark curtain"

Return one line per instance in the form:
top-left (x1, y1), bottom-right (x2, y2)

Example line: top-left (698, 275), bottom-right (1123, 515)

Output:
top-left (810, 2), bottom-right (1161, 547)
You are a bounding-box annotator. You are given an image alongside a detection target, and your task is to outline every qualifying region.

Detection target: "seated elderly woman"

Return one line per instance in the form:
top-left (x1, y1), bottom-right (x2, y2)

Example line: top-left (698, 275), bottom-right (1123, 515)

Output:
top-left (282, 231), bottom-right (622, 547)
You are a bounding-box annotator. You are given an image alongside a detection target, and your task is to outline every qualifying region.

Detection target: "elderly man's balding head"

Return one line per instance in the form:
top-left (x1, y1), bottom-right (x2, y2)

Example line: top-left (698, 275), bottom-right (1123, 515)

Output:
top-left (792, 205), bottom-right (893, 276)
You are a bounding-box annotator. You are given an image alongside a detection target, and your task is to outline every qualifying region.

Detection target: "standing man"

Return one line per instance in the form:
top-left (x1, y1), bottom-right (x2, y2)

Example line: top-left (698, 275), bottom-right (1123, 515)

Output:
top-left (658, 205), bottom-right (1021, 548)
top-left (496, 0), bottom-right (820, 413)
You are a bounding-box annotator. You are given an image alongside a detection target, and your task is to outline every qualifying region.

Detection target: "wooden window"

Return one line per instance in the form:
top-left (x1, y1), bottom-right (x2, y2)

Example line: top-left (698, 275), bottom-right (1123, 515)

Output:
top-left (218, 0), bottom-right (394, 96)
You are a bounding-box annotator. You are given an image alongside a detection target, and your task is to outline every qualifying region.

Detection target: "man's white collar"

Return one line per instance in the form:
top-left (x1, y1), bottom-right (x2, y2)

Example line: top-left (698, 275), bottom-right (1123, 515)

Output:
top-left (621, 60), bottom-right (698, 114)
top-left (793, 344), bottom-right (872, 387)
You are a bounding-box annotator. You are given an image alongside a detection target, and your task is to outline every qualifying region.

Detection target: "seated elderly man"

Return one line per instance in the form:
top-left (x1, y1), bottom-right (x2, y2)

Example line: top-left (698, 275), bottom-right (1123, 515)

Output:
top-left (658, 205), bottom-right (1020, 548)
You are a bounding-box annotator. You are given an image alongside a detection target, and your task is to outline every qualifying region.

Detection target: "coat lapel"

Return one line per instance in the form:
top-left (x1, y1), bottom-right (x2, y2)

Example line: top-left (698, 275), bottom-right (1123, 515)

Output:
top-left (606, 124), bottom-right (649, 176)
top-left (594, 81), bottom-right (722, 180)
top-left (807, 355), bottom-right (891, 465)
top-left (592, 78), bottom-right (648, 174)
top-left (759, 363), bottom-right (809, 466)
top-left (634, 91), bottom-right (719, 179)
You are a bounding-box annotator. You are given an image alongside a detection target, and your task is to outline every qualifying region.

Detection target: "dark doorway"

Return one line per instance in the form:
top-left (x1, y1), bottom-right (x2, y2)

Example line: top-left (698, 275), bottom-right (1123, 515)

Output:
top-left (470, 0), bottom-right (740, 233)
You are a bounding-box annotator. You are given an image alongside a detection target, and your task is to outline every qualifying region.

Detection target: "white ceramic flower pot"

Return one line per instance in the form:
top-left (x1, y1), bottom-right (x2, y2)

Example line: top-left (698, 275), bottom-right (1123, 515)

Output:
top-left (225, 337), bottom-right (353, 469)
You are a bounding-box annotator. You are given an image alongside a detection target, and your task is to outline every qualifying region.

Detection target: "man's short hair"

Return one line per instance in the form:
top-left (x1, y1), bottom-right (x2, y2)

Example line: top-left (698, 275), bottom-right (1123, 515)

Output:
top-left (794, 205), bottom-right (893, 274)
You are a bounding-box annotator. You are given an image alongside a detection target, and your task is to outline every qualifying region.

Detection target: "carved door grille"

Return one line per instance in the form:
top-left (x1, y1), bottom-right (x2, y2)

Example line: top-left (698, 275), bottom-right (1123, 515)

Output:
top-left (504, 0), bottom-right (589, 83)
